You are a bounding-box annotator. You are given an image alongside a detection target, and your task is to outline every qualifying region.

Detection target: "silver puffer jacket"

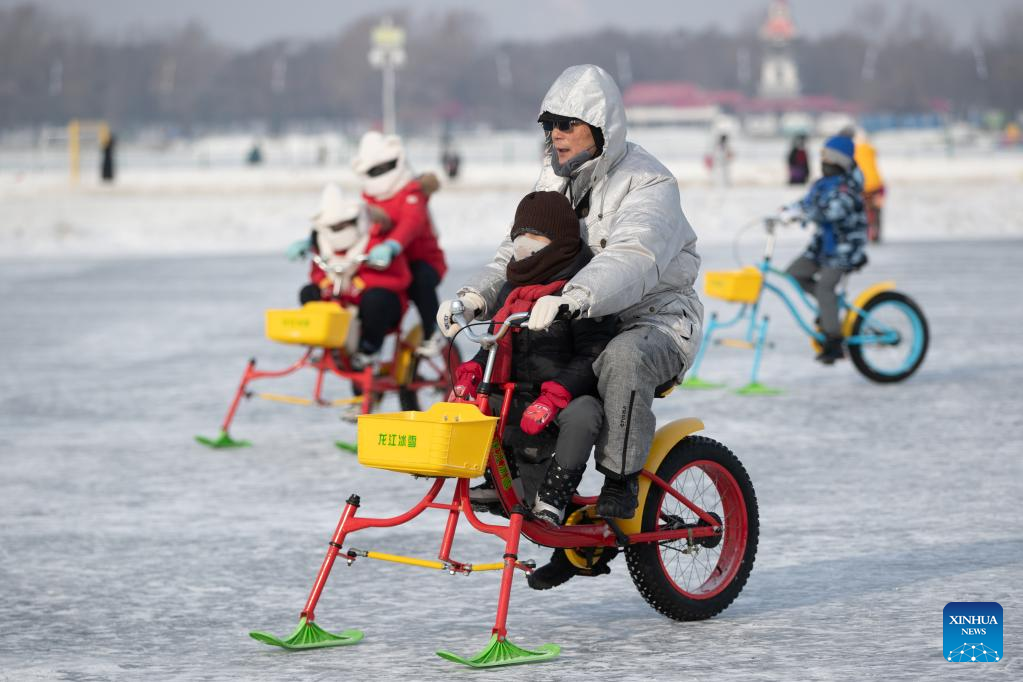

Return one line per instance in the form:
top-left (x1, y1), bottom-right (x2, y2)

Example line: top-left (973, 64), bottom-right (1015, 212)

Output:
top-left (459, 64), bottom-right (703, 376)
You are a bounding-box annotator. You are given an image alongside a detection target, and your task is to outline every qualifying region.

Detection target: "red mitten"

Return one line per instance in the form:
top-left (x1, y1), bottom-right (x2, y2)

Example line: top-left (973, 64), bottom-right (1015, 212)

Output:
top-left (520, 381), bottom-right (572, 435)
top-left (452, 361), bottom-right (483, 399)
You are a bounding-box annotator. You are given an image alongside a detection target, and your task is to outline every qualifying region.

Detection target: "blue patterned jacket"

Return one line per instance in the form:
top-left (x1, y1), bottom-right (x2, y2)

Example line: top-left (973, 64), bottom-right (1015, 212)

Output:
top-left (797, 170), bottom-right (868, 269)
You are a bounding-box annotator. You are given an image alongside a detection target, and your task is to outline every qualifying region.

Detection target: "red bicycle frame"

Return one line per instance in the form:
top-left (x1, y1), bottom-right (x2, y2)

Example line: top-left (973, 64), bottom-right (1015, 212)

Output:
top-left (212, 327), bottom-right (453, 438)
top-left (292, 382), bottom-right (722, 643)
top-left (463, 383), bottom-right (722, 549)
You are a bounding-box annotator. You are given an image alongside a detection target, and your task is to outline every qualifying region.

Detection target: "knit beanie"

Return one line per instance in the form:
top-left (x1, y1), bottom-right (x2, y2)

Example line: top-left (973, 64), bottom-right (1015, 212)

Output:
top-left (507, 191), bottom-right (582, 286)
top-left (821, 135), bottom-right (855, 172)
top-left (511, 191), bottom-right (579, 242)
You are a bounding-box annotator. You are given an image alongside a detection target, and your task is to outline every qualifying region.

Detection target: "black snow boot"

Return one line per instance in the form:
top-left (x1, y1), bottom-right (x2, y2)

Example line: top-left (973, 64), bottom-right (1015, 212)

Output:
top-left (526, 549), bottom-right (578, 591)
top-left (470, 456), bottom-right (519, 516)
top-left (816, 336), bottom-right (845, 365)
top-left (531, 459), bottom-right (585, 527)
top-left (596, 472), bottom-right (640, 519)
top-left (469, 476), bottom-right (498, 507)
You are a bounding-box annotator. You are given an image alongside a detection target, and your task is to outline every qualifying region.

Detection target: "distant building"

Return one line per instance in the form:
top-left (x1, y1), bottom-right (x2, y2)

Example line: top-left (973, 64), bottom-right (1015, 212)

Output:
top-left (758, 0), bottom-right (800, 100)
top-left (622, 3), bottom-right (865, 137)
top-left (623, 82), bottom-right (736, 126)
top-left (623, 81), bottom-right (859, 134)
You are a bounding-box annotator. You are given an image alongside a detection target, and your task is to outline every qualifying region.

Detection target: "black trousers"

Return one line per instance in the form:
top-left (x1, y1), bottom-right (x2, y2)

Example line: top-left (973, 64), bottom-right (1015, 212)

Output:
top-left (299, 283), bottom-right (322, 305)
top-left (408, 260), bottom-right (441, 338)
top-left (358, 288), bottom-right (403, 354)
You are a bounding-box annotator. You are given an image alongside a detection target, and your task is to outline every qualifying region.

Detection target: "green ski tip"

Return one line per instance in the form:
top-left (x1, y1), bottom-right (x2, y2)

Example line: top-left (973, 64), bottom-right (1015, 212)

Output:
top-left (249, 617), bottom-right (363, 650)
top-left (437, 634), bottom-right (560, 668)
top-left (195, 430), bottom-right (252, 449)
top-left (335, 440), bottom-right (358, 454)
top-left (681, 377), bottom-right (727, 390)
top-left (735, 382), bottom-right (783, 396)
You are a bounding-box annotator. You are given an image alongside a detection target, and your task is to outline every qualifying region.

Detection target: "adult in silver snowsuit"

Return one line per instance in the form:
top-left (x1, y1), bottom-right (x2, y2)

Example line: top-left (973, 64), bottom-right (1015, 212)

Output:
top-left (440, 64), bottom-right (703, 518)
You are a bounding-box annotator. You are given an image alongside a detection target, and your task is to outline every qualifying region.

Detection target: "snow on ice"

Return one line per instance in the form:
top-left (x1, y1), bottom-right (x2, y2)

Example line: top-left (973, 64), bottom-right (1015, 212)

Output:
top-left (0, 129), bottom-right (1021, 680)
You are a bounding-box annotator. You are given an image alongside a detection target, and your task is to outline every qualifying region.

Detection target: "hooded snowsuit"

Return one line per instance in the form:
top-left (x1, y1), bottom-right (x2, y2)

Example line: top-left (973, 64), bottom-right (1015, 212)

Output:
top-left (459, 64), bottom-right (703, 478)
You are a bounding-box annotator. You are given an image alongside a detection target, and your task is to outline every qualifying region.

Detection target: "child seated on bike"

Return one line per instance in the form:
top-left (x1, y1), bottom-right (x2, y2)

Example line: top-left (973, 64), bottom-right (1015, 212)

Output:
top-left (450, 191), bottom-right (616, 527)
top-left (781, 134), bottom-right (868, 364)
top-left (299, 183), bottom-right (412, 369)
top-left (351, 131), bottom-right (448, 357)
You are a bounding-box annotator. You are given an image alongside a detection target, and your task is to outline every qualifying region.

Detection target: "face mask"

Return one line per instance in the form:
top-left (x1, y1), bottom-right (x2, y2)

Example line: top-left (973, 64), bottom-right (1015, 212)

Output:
top-left (821, 162), bottom-right (844, 177)
top-left (320, 225), bottom-right (361, 254)
top-left (512, 234), bottom-right (550, 261)
top-left (550, 146), bottom-right (594, 178)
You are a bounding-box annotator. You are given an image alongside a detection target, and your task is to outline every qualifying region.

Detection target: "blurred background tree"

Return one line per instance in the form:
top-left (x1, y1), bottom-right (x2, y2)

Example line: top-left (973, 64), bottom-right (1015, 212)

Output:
top-left (1, 2), bottom-right (1020, 132)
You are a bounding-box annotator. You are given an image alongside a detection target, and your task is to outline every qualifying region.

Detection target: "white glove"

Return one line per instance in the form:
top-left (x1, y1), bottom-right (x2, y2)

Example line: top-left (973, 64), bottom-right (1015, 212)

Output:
top-left (527, 295), bottom-right (580, 331)
top-left (437, 292), bottom-right (486, 338)
top-left (778, 204), bottom-right (803, 224)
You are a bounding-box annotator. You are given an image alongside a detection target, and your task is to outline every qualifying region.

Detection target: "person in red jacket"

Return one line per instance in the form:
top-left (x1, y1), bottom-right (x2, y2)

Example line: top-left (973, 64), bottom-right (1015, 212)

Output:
top-left (299, 183), bottom-right (411, 369)
top-left (351, 131), bottom-right (448, 356)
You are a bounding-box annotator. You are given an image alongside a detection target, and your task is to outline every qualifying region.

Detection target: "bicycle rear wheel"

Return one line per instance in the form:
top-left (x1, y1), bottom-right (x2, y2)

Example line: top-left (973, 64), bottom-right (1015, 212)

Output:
top-left (848, 291), bottom-right (928, 383)
top-left (398, 342), bottom-right (462, 411)
top-left (625, 436), bottom-right (758, 621)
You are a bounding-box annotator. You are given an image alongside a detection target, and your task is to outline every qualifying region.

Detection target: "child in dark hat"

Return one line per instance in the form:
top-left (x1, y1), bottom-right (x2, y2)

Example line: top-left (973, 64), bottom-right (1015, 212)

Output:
top-left (452, 191), bottom-right (616, 528)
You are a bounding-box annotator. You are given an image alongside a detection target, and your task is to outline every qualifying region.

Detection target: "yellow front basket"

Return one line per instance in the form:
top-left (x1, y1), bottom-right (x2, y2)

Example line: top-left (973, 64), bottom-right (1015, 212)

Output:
top-left (704, 267), bottom-right (764, 304)
top-left (357, 402), bottom-right (498, 478)
top-left (265, 301), bottom-right (351, 348)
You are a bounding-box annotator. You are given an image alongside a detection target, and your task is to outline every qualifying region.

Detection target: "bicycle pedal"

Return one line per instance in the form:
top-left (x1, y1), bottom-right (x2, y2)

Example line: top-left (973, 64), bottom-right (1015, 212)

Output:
top-left (470, 502), bottom-right (508, 518)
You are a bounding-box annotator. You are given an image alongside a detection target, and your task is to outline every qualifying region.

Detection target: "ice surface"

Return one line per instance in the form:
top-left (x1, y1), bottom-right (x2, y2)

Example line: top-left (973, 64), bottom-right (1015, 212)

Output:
top-left (1, 149), bottom-right (1021, 679)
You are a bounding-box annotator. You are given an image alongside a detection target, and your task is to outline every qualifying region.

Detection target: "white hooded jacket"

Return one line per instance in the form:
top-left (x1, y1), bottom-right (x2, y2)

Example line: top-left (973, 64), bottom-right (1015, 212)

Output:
top-left (459, 64), bottom-right (703, 373)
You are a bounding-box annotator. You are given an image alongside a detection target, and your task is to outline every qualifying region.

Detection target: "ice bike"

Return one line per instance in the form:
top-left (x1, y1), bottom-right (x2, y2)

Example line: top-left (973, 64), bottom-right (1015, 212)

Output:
top-left (196, 253), bottom-right (460, 449)
top-left (249, 303), bottom-right (759, 668)
top-left (684, 215), bottom-right (929, 395)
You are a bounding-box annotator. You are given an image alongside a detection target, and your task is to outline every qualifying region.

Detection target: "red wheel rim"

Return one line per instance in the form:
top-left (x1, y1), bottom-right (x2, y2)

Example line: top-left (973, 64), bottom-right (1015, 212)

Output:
top-left (654, 459), bottom-right (748, 599)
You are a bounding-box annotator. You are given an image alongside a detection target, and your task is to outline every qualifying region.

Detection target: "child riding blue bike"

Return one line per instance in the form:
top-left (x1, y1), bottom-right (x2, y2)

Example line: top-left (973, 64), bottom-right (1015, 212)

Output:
top-left (780, 134), bottom-right (869, 364)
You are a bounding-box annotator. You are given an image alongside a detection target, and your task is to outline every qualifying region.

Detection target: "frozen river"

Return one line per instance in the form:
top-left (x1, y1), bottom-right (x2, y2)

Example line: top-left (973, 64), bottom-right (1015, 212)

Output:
top-left (1, 234), bottom-right (1022, 680)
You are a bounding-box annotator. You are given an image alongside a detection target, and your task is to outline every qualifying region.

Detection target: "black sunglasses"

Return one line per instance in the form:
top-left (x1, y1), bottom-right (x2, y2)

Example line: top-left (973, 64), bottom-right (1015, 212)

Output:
top-left (541, 119), bottom-right (584, 133)
top-left (366, 159), bottom-right (399, 177)
top-left (328, 218), bottom-right (358, 232)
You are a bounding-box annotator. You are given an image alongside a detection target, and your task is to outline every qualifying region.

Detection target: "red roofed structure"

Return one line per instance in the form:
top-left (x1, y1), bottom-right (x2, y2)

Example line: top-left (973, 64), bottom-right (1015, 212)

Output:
top-left (621, 3), bottom-right (862, 134)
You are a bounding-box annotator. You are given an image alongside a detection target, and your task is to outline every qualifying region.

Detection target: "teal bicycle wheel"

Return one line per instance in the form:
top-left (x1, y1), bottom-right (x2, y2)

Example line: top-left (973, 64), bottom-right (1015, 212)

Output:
top-left (848, 291), bottom-right (929, 383)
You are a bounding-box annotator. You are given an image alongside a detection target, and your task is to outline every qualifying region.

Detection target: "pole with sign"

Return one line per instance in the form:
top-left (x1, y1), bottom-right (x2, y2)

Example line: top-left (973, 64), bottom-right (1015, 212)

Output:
top-left (368, 18), bottom-right (406, 135)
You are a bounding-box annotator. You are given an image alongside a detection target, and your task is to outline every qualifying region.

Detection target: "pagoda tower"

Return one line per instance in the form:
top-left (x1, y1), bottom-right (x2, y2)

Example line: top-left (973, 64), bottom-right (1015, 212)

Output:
top-left (758, 0), bottom-right (800, 99)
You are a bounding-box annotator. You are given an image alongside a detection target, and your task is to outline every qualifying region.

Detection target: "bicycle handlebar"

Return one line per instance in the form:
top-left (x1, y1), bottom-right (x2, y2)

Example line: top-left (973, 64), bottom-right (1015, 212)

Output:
top-left (450, 299), bottom-right (528, 347)
top-left (310, 252), bottom-right (371, 279)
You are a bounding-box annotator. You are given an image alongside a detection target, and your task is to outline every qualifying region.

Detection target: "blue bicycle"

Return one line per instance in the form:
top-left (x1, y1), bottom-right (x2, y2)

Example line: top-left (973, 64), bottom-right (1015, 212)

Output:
top-left (684, 216), bottom-right (929, 394)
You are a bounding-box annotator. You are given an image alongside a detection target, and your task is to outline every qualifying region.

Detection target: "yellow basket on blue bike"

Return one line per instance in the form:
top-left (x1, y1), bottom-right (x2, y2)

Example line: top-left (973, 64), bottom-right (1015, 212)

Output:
top-left (357, 402), bottom-right (498, 478)
top-left (704, 267), bottom-right (764, 304)
top-left (265, 301), bottom-right (351, 348)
